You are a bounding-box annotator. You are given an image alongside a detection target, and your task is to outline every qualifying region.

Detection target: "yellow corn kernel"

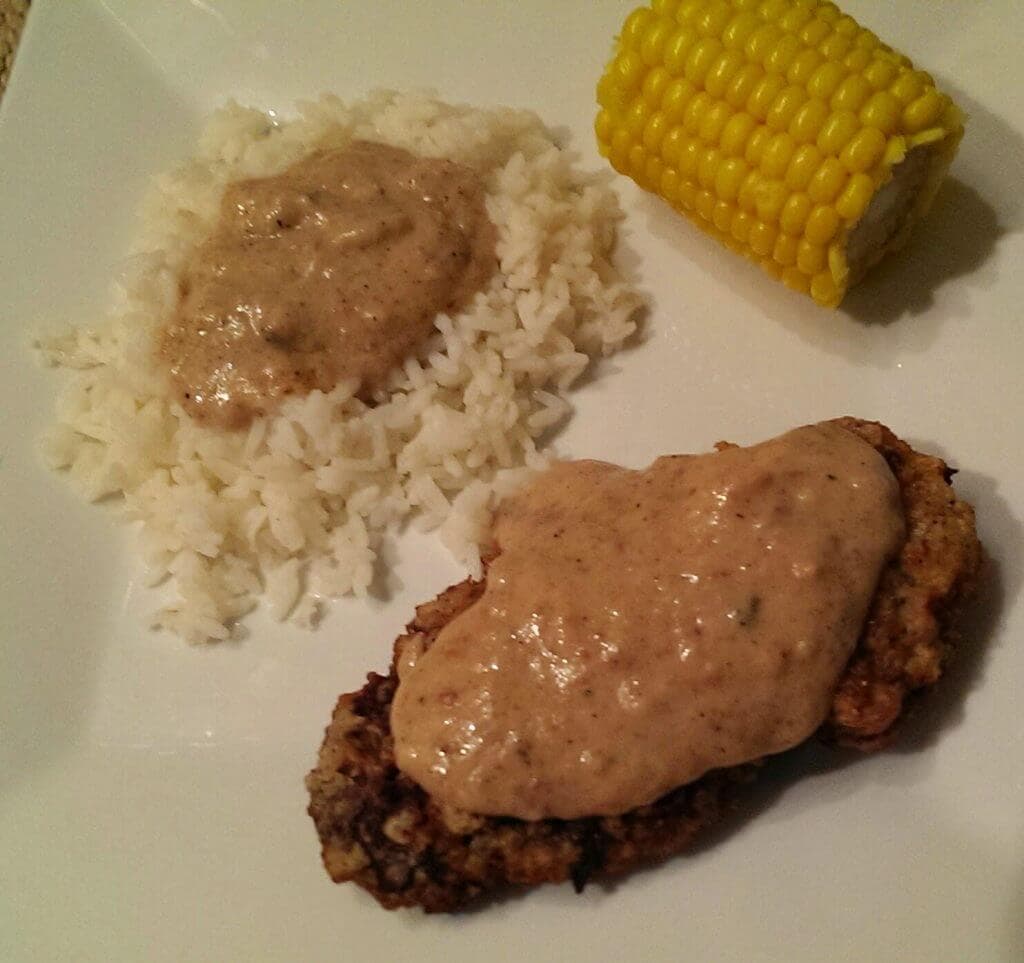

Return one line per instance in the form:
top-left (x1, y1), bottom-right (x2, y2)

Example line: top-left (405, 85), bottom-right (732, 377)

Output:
top-left (611, 126), bottom-right (632, 158)
top-left (800, 17), bottom-right (831, 48)
top-left (705, 50), bottom-right (745, 98)
top-left (644, 155), bottom-right (665, 188)
top-left (755, 179), bottom-right (788, 221)
top-left (817, 3), bottom-right (842, 25)
top-left (807, 156), bottom-right (847, 203)
top-left (890, 70), bottom-right (925, 105)
top-left (698, 147), bottom-right (722, 188)
top-left (835, 171), bottom-right (874, 220)
top-left (641, 65), bottom-right (672, 104)
top-left (748, 73), bottom-right (788, 120)
top-left (628, 144), bottom-right (647, 180)
top-left (864, 58), bottom-right (899, 91)
top-left (661, 77), bottom-right (697, 121)
top-left (683, 91), bottom-right (712, 133)
top-left (746, 24), bottom-right (785, 64)
top-left (677, 180), bottom-right (698, 210)
top-left (664, 26), bottom-right (699, 74)
top-left (748, 219), bottom-right (777, 256)
top-left (713, 199), bottom-right (733, 233)
top-left (697, 1), bottom-right (733, 38)
top-left (660, 166), bottom-right (680, 201)
top-left (661, 125), bottom-right (687, 165)
top-left (744, 125), bottom-right (773, 165)
top-left (643, 112), bottom-right (669, 152)
top-left (903, 89), bottom-right (943, 133)
top-left (766, 34), bottom-right (803, 75)
top-left (834, 14), bottom-right (859, 37)
top-left (758, 0), bottom-right (789, 23)
top-left (766, 86), bottom-right (808, 132)
top-left (787, 48), bottom-right (823, 85)
top-left (859, 91), bottom-right (901, 134)
top-left (779, 6), bottom-right (813, 34)
top-left (725, 62), bottom-right (764, 109)
top-left (737, 169), bottom-right (762, 212)
top-left (675, 0), bottom-right (704, 22)
top-left (785, 144), bottom-right (822, 190)
top-left (678, 138), bottom-right (701, 177)
top-left (715, 157), bottom-right (748, 202)
top-left (613, 49), bottom-right (647, 91)
top-left (761, 133), bottom-right (796, 178)
top-left (780, 192), bottom-right (813, 235)
top-left (722, 11), bottom-right (760, 51)
top-left (641, 18), bottom-right (674, 66)
top-left (854, 29), bottom-right (880, 52)
top-left (597, 0), bottom-right (965, 306)
top-left (695, 188), bottom-right (716, 221)
top-left (699, 101), bottom-right (733, 143)
top-left (730, 209), bottom-right (754, 243)
top-left (621, 7), bottom-right (654, 48)
top-left (843, 46), bottom-right (873, 72)
top-left (815, 3), bottom-right (839, 23)
top-left (807, 61), bottom-right (846, 100)
top-left (773, 233), bottom-right (799, 266)
top-left (810, 270), bottom-right (840, 306)
top-left (840, 126), bottom-right (886, 173)
top-left (721, 112), bottom-right (757, 156)
top-left (686, 38), bottom-right (724, 85)
top-left (819, 30), bottom-right (852, 62)
top-left (625, 99), bottom-right (652, 137)
top-left (789, 97), bottom-right (830, 143)
top-left (796, 238), bottom-right (827, 274)
top-left (831, 74), bottom-right (872, 113)
top-left (816, 109), bottom-right (860, 154)
top-left (597, 74), bottom-right (620, 111)
top-left (804, 203), bottom-right (841, 244)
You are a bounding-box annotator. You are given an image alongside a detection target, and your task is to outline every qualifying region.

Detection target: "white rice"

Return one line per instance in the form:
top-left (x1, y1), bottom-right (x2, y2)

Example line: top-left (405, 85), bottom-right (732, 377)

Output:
top-left (38, 91), bottom-right (642, 642)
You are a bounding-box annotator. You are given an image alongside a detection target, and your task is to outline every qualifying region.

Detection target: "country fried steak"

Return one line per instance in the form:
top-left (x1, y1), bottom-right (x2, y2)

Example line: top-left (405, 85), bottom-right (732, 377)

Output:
top-left (305, 418), bottom-right (981, 912)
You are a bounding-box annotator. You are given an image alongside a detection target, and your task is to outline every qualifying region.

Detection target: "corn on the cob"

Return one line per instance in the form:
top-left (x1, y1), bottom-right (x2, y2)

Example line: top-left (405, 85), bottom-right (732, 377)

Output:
top-left (595, 0), bottom-right (964, 307)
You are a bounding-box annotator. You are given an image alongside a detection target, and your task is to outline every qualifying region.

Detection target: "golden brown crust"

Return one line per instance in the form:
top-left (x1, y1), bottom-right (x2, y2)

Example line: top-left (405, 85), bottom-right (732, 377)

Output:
top-left (824, 418), bottom-right (982, 747)
top-left (306, 418), bottom-right (982, 911)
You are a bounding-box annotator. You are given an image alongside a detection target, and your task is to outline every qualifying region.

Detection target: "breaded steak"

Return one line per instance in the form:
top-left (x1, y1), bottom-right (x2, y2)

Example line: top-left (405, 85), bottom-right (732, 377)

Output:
top-left (306, 419), bottom-right (981, 911)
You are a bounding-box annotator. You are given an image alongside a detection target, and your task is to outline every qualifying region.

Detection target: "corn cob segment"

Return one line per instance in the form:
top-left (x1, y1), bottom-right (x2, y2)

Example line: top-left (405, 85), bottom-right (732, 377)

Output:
top-left (595, 0), bottom-right (964, 307)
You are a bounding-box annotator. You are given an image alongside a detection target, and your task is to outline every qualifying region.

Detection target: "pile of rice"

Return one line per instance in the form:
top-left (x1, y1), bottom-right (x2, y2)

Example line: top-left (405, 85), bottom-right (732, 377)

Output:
top-left (39, 91), bottom-right (642, 642)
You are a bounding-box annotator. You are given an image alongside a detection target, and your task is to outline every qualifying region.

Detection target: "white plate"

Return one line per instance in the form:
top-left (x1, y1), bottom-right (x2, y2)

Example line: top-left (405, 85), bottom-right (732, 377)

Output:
top-left (2, 1), bottom-right (1022, 960)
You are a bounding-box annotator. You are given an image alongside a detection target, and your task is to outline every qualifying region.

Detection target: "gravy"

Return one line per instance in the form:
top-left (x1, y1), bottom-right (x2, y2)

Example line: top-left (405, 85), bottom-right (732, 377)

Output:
top-left (160, 141), bottom-right (496, 429)
top-left (391, 423), bottom-right (905, 820)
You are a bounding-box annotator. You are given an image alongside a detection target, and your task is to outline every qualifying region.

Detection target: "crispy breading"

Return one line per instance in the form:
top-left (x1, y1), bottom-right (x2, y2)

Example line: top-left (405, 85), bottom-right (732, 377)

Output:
top-left (306, 419), bottom-right (982, 911)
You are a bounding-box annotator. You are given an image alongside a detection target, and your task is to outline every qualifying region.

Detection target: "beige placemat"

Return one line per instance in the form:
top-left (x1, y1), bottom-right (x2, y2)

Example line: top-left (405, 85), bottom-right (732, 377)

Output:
top-left (1, 0), bottom-right (29, 98)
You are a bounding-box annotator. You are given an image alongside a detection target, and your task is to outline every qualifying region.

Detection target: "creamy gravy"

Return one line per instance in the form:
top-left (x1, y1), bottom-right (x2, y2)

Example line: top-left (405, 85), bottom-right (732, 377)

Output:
top-left (391, 423), bottom-right (905, 820)
top-left (160, 141), bottom-right (496, 429)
